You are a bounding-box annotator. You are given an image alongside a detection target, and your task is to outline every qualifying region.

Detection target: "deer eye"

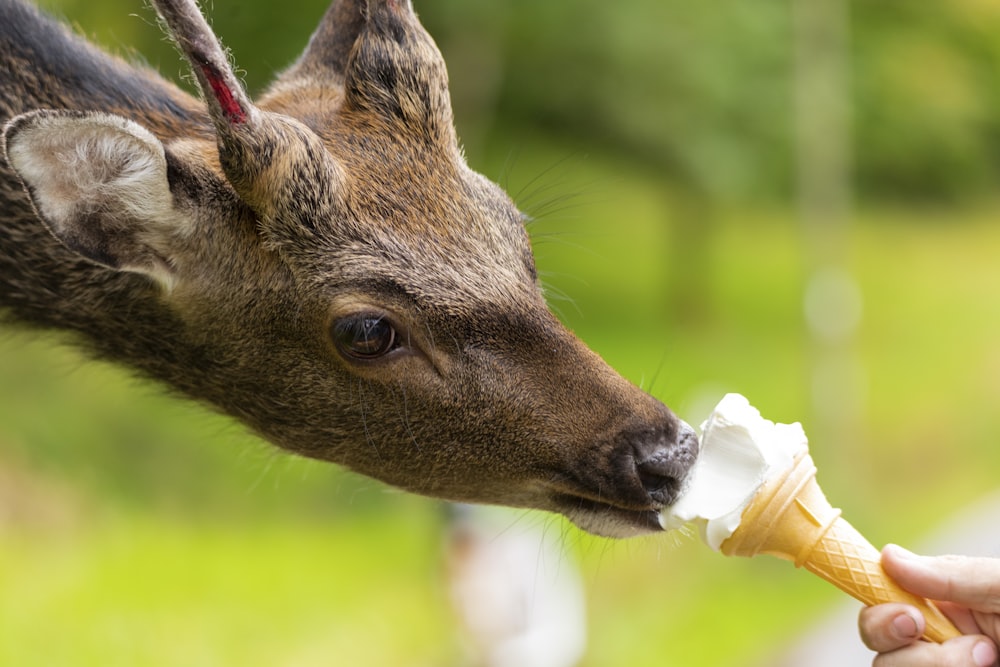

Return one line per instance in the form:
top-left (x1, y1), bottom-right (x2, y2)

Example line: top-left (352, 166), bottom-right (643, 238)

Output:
top-left (332, 314), bottom-right (399, 361)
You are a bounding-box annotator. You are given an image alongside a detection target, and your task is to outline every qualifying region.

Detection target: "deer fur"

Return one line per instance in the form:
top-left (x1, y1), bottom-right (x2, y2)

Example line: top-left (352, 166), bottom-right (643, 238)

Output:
top-left (0, 0), bottom-right (698, 538)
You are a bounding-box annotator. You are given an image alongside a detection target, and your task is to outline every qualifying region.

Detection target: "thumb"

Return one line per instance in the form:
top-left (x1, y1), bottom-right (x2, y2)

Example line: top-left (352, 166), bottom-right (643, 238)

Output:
top-left (882, 545), bottom-right (1000, 614)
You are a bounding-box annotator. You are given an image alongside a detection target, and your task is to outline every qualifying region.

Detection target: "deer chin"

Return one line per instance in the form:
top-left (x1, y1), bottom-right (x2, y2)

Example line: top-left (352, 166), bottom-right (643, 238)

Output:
top-left (556, 496), bottom-right (667, 539)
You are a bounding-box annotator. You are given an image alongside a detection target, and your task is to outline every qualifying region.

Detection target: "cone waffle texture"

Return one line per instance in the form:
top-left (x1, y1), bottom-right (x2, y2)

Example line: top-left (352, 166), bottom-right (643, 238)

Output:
top-left (721, 452), bottom-right (959, 643)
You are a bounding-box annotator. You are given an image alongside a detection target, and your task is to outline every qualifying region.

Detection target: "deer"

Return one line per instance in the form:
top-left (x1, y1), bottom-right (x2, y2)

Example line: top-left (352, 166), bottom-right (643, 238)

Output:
top-left (0, 0), bottom-right (698, 539)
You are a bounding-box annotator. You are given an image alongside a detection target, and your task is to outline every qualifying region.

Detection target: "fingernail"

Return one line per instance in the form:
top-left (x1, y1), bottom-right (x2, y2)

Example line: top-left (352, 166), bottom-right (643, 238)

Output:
top-left (973, 640), bottom-right (997, 667)
top-left (891, 611), bottom-right (920, 640)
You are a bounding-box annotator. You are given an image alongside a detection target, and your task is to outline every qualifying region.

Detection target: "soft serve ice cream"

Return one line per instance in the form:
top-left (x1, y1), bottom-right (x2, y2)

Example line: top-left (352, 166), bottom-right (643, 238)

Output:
top-left (661, 392), bottom-right (807, 548)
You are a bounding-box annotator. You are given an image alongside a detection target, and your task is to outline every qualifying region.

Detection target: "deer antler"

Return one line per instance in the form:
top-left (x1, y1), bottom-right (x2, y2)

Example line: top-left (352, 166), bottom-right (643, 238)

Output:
top-left (150, 0), bottom-right (255, 130)
top-left (149, 0), bottom-right (307, 207)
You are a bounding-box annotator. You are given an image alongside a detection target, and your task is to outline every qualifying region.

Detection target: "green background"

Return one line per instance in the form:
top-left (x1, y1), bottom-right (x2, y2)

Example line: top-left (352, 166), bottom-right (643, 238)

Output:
top-left (3, 0), bottom-right (1000, 665)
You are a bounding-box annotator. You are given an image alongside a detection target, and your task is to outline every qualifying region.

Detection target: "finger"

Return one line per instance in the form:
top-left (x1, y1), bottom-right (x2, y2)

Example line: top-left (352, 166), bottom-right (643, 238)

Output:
top-left (860, 603), bottom-right (924, 652)
top-left (872, 636), bottom-right (999, 667)
top-left (882, 545), bottom-right (1000, 613)
top-left (937, 600), bottom-right (985, 636)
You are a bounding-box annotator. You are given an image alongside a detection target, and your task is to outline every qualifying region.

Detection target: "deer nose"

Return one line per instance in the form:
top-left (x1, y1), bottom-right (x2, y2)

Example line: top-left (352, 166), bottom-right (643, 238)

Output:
top-left (633, 420), bottom-right (699, 506)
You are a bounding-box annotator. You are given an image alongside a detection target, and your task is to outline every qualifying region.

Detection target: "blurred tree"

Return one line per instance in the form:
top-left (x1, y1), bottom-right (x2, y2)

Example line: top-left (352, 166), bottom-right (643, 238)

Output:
top-left (852, 2), bottom-right (1000, 202)
top-left (431, 0), bottom-right (794, 202)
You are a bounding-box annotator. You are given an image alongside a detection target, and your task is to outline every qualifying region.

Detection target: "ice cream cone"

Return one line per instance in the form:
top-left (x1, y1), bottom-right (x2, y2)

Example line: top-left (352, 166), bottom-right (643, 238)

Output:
top-left (720, 452), bottom-right (960, 643)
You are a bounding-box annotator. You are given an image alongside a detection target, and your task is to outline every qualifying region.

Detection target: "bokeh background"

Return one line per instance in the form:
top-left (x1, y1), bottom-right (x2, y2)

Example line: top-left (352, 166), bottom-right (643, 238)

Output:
top-left (3, 0), bottom-right (1000, 665)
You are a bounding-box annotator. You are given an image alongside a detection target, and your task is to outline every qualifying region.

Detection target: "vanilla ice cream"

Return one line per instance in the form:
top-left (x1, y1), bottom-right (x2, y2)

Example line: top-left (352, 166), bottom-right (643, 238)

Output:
top-left (661, 393), bottom-right (807, 548)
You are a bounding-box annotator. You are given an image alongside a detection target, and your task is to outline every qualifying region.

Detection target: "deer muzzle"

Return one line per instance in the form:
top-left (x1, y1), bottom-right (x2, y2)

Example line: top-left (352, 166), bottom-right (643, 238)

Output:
top-left (548, 404), bottom-right (700, 539)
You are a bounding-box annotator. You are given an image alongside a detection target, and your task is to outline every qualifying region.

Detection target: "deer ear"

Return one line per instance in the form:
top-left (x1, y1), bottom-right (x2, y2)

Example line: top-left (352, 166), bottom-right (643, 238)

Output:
top-left (3, 110), bottom-right (184, 288)
top-left (343, 1), bottom-right (454, 142)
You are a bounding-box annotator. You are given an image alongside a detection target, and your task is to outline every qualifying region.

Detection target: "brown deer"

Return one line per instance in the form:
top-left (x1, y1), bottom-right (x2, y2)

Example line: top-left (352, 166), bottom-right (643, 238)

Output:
top-left (0, 0), bottom-right (697, 538)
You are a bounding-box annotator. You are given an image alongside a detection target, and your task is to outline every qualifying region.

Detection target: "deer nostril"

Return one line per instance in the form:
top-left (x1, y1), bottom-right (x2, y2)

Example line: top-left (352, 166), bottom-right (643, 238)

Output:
top-left (634, 421), bottom-right (699, 506)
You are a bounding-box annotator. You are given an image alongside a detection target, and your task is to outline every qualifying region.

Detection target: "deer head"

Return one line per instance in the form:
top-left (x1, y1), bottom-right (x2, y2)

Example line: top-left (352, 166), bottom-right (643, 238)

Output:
top-left (1, 0), bottom-right (697, 538)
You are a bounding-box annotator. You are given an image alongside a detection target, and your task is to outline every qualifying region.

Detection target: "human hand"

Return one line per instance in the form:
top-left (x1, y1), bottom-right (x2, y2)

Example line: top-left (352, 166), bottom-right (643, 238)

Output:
top-left (859, 544), bottom-right (1000, 666)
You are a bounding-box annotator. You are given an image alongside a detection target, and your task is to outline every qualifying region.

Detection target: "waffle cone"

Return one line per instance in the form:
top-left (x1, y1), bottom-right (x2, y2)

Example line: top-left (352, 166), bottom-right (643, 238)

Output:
top-left (720, 452), bottom-right (959, 643)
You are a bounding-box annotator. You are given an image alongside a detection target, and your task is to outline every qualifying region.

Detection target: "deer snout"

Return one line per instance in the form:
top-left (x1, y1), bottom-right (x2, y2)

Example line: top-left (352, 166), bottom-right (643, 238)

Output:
top-left (632, 420), bottom-right (699, 507)
top-left (558, 415), bottom-right (699, 538)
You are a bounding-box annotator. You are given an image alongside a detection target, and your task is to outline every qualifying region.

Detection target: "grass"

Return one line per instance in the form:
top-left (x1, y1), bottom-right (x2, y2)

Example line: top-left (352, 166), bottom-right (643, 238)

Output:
top-left (0, 511), bottom-right (455, 667)
top-left (3, 132), bottom-right (1000, 665)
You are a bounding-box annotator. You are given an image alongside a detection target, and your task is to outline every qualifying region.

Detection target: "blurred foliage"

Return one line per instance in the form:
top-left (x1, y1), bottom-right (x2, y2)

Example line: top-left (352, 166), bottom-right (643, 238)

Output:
top-left (5, 0), bottom-right (1000, 666)
top-left (434, 0), bottom-right (1000, 203)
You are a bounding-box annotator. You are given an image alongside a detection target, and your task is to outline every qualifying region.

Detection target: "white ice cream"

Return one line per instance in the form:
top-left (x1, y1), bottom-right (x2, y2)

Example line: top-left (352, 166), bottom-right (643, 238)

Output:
top-left (661, 393), bottom-right (808, 549)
